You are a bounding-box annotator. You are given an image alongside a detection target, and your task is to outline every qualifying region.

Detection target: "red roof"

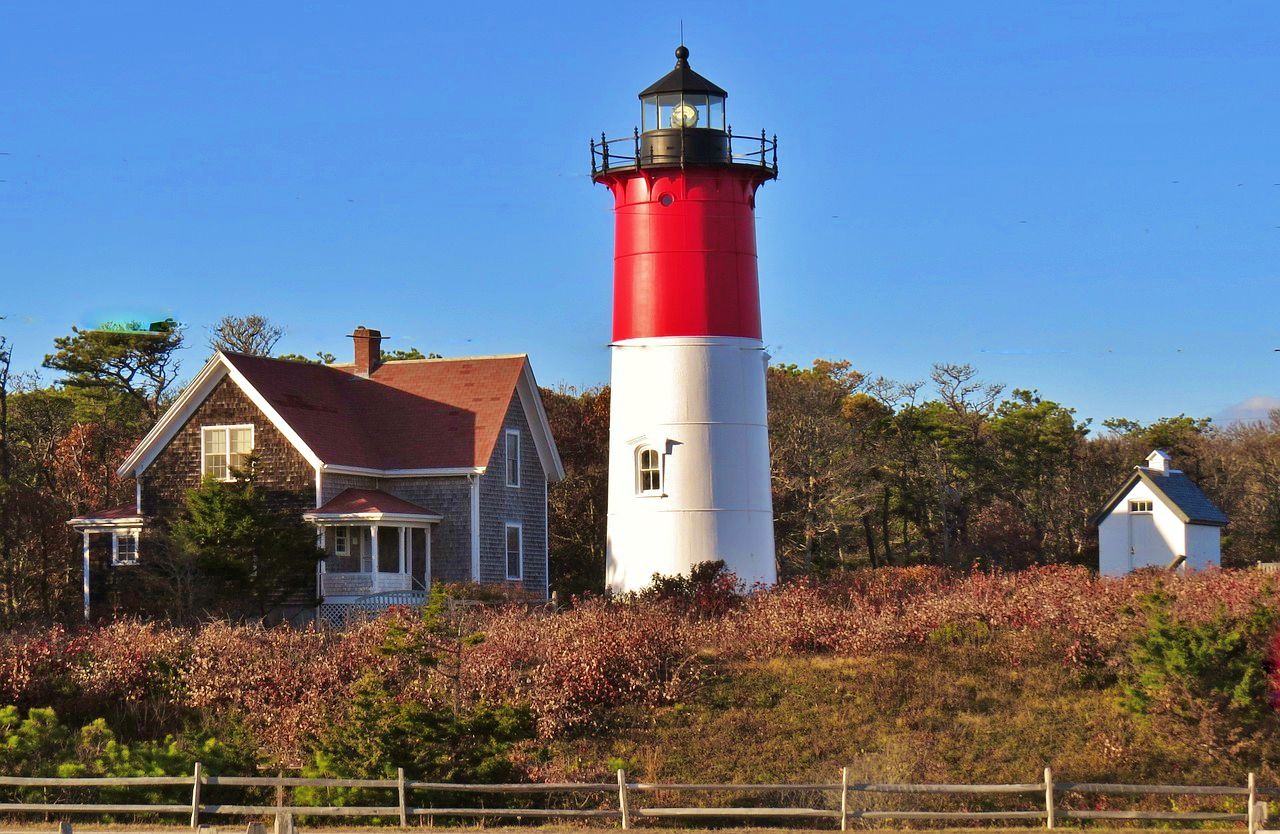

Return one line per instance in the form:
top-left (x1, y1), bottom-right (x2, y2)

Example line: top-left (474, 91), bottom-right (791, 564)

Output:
top-left (308, 488), bottom-right (439, 517)
top-left (223, 352), bottom-right (527, 470)
top-left (69, 504), bottom-right (142, 523)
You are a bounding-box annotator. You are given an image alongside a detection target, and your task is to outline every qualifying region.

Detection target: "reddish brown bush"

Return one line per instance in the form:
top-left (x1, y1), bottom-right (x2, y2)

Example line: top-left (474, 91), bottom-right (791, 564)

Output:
top-left (0, 567), bottom-right (1272, 763)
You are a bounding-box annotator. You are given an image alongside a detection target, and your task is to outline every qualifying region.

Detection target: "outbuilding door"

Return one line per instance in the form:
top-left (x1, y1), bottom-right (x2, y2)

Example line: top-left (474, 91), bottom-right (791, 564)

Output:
top-left (1128, 510), bottom-right (1161, 570)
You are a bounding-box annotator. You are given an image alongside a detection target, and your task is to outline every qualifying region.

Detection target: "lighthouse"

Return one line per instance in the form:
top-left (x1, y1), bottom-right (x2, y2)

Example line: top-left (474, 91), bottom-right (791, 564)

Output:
top-left (591, 46), bottom-right (779, 593)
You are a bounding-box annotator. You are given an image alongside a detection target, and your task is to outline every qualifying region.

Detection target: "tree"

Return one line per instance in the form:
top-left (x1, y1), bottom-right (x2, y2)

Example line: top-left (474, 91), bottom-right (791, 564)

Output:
top-left (277, 351), bottom-right (337, 365)
top-left (381, 347), bottom-right (442, 361)
top-left (0, 326), bottom-right (13, 623)
top-left (541, 385), bottom-right (610, 596)
top-left (767, 360), bottom-right (872, 575)
top-left (159, 468), bottom-right (321, 621)
top-left (208, 315), bottom-right (284, 356)
top-left (43, 319), bottom-right (184, 422)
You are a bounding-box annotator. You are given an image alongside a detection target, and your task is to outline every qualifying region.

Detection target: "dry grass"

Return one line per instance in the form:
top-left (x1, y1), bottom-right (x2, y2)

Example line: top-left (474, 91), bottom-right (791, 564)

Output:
top-left (545, 640), bottom-right (1278, 791)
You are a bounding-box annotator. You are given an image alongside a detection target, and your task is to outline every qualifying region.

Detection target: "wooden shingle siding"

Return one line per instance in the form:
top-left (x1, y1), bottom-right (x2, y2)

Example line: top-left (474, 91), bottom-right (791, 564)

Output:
top-left (478, 394), bottom-right (548, 597)
top-left (140, 377), bottom-right (314, 523)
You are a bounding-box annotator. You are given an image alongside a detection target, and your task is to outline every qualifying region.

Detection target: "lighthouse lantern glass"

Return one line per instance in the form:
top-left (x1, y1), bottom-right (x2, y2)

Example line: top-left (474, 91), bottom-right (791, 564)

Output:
top-left (707, 94), bottom-right (725, 131)
top-left (642, 92), bottom-right (726, 132)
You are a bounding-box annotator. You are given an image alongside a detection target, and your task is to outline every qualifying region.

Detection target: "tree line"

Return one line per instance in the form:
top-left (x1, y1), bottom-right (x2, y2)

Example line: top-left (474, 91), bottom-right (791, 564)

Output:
top-left (0, 314), bottom-right (1276, 622)
top-left (545, 360), bottom-right (1280, 593)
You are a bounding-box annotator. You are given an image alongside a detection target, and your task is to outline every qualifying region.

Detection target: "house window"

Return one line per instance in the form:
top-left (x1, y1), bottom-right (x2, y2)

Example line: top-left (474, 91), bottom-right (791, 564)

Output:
top-left (334, 527), bottom-right (349, 556)
top-left (637, 447), bottom-right (662, 495)
top-left (1129, 500), bottom-right (1154, 513)
top-left (112, 531), bottom-right (139, 566)
top-left (505, 430), bottom-right (520, 488)
top-left (202, 425), bottom-right (254, 481)
top-left (505, 522), bottom-right (522, 580)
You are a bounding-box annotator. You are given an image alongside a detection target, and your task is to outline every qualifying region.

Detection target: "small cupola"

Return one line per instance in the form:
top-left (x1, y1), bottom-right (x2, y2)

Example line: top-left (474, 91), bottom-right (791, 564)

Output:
top-left (1145, 449), bottom-right (1172, 475)
top-left (639, 45), bottom-right (728, 133)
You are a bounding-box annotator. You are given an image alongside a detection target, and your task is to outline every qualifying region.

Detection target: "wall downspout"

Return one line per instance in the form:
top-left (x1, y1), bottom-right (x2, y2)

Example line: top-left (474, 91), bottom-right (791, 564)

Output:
top-left (470, 474), bottom-right (481, 581)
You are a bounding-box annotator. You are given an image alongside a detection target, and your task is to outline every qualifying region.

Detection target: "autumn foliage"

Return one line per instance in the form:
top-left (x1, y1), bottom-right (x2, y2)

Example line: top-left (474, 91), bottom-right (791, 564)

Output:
top-left (0, 566), bottom-right (1272, 774)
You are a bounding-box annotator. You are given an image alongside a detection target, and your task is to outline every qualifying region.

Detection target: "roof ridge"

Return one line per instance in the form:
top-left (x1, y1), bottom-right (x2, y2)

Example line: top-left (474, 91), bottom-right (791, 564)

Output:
top-left (376, 354), bottom-right (529, 365)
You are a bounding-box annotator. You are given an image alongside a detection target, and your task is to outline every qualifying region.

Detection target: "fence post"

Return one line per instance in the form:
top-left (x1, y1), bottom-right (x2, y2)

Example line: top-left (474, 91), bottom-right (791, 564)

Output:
top-left (58, 822), bottom-right (72, 834)
top-left (840, 766), bottom-right (850, 831)
top-left (617, 768), bottom-right (630, 830)
top-left (398, 766), bottom-right (408, 828)
top-left (1249, 771), bottom-right (1257, 834)
top-left (273, 812), bottom-right (293, 834)
top-left (190, 761), bottom-right (203, 830)
top-left (1044, 766), bottom-right (1055, 830)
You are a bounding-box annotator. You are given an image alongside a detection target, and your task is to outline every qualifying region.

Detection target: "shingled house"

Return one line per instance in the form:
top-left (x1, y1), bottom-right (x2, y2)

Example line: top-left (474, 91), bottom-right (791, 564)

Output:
top-left (68, 327), bottom-right (564, 623)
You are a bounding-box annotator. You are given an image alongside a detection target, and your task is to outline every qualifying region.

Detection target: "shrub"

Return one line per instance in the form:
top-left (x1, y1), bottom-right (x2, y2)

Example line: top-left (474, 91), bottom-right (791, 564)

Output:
top-left (635, 560), bottom-right (743, 618)
top-left (1121, 586), bottom-right (1278, 725)
top-left (466, 598), bottom-right (699, 736)
top-left (305, 674), bottom-right (534, 782)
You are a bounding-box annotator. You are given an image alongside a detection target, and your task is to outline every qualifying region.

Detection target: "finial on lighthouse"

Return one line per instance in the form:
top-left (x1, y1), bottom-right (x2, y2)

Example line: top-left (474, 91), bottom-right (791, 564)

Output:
top-left (675, 44), bottom-right (689, 66)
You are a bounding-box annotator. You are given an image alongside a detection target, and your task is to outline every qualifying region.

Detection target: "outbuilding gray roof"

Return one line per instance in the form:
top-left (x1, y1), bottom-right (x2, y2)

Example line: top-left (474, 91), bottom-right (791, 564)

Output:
top-left (1091, 467), bottom-right (1229, 527)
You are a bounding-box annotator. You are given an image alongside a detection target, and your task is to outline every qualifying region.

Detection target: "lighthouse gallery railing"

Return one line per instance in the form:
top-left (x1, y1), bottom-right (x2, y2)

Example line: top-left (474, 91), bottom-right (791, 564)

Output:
top-left (590, 128), bottom-right (778, 176)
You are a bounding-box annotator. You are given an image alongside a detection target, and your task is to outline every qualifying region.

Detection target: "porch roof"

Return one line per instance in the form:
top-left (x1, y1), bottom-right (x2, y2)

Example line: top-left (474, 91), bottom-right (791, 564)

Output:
top-left (67, 504), bottom-right (144, 530)
top-left (303, 488), bottom-right (442, 524)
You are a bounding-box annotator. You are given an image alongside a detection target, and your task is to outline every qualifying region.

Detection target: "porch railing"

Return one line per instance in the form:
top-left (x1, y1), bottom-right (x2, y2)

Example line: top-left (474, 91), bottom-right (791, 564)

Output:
top-left (320, 572), bottom-right (413, 598)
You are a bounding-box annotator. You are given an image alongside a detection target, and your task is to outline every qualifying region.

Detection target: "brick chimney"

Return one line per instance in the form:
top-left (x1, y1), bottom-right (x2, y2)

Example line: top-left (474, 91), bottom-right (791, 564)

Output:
top-left (351, 326), bottom-right (383, 377)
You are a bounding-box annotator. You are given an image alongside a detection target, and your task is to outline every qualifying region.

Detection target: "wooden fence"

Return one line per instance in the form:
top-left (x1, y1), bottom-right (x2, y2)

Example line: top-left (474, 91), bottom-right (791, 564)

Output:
top-left (0, 766), bottom-right (1275, 831)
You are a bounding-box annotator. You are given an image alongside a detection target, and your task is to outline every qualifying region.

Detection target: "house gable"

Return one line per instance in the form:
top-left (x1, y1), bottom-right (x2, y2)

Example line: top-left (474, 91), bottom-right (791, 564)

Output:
top-left (119, 353), bottom-right (322, 480)
top-left (140, 375), bottom-right (316, 521)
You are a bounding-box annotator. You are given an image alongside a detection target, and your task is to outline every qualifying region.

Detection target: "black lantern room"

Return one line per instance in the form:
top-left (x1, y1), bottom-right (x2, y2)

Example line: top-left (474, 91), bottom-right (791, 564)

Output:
top-left (591, 46), bottom-right (777, 176)
top-left (639, 45), bottom-right (727, 132)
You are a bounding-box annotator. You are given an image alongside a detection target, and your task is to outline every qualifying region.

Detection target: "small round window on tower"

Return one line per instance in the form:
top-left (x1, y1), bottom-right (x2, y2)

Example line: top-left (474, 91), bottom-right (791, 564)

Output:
top-left (658, 193), bottom-right (675, 206)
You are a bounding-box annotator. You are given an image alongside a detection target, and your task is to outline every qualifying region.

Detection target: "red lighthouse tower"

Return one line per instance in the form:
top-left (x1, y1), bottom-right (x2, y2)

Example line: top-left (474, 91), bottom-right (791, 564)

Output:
top-left (592, 46), bottom-right (779, 593)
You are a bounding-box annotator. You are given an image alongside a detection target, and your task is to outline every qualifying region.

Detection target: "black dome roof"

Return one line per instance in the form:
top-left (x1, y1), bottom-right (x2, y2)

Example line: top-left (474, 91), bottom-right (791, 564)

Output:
top-left (638, 46), bottom-right (728, 99)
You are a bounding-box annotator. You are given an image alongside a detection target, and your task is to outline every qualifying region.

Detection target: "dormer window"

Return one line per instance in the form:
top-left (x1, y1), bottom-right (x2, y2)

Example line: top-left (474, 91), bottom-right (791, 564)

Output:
top-left (637, 447), bottom-right (662, 495)
top-left (202, 425), bottom-right (254, 481)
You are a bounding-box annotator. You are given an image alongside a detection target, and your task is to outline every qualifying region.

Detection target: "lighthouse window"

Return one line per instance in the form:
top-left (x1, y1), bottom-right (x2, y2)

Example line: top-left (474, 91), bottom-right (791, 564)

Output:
top-left (637, 447), bottom-right (662, 494)
top-left (659, 193), bottom-right (674, 206)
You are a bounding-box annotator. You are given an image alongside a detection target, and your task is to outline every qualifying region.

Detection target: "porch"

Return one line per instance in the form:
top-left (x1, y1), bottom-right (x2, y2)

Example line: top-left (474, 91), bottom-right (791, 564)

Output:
top-left (304, 488), bottom-right (441, 602)
top-left (66, 504), bottom-right (145, 622)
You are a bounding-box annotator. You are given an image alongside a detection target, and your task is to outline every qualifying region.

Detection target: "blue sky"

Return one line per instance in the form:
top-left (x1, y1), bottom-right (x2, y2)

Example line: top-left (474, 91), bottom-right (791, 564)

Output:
top-left (1, 1), bottom-right (1277, 427)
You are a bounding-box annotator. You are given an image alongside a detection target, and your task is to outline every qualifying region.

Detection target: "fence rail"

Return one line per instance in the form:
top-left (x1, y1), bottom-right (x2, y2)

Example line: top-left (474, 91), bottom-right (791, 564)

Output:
top-left (0, 765), bottom-right (1273, 832)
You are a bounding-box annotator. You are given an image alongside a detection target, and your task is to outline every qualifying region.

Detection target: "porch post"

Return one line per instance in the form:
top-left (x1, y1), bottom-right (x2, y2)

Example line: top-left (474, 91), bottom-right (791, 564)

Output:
top-left (316, 527), bottom-right (325, 600)
top-left (399, 528), bottom-right (407, 576)
top-left (81, 531), bottom-right (91, 623)
top-left (370, 524), bottom-right (380, 593)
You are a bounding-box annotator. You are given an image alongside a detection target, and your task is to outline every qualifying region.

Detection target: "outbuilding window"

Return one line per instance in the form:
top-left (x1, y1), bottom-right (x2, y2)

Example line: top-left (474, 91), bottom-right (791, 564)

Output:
top-left (1129, 500), bottom-right (1154, 513)
top-left (637, 447), bottom-right (662, 495)
top-left (505, 522), bottom-right (523, 580)
top-left (202, 425), bottom-right (254, 481)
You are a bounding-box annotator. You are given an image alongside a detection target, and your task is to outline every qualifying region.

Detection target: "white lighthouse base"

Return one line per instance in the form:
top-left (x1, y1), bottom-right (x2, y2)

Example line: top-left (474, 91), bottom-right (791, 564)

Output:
top-left (605, 336), bottom-right (777, 594)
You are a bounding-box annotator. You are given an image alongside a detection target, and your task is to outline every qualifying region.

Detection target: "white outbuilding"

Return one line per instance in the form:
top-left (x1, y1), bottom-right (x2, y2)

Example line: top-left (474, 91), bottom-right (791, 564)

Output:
top-left (1091, 450), bottom-right (1228, 575)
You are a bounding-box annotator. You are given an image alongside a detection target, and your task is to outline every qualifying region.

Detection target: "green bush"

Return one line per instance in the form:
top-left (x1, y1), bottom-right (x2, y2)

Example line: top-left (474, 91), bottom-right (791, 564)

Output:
top-left (1121, 587), bottom-right (1277, 725)
top-left (304, 675), bottom-right (534, 784)
top-left (0, 705), bottom-right (253, 810)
